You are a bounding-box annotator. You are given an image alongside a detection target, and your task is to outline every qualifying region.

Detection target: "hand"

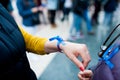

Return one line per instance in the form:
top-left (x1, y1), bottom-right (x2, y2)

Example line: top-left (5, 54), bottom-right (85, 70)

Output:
top-left (78, 70), bottom-right (93, 80)
top-left (38, 6), bottom-right (44, 11)
top-left (31, 7), bottom-right (39, 13)
top-left (60, 42), bottom-right (91, 69)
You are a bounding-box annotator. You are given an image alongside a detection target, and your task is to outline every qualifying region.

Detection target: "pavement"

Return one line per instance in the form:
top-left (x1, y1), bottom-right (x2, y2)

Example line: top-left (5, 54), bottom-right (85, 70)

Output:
top-left (11, 0), bottom-right (113, 80)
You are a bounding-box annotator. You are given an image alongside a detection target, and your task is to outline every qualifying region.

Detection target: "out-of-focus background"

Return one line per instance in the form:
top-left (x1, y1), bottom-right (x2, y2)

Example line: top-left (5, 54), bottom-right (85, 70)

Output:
top-left (1, 0), bottom-right (120, 80)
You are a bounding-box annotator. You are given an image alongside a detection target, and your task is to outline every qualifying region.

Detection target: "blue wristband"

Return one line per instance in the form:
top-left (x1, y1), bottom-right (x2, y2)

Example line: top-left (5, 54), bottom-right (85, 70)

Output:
top-left (49, 36), bottom-right (65, 52)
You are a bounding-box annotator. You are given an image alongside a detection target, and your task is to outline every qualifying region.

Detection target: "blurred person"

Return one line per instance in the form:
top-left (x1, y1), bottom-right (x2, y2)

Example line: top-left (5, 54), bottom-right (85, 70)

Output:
top-left (56, 0), bottom-right (65, 20)
top-left (96, 0), bottom-right (118, 42)
top-left (0, 3), bottom-right (91, 80)
top-left (16, 0), bottom-right (44, 35)
top-left (36, 0), bottom-right (48, 25)
top-left (0, 0), bottom-right (14, 15)
top-left (46, 0), bottom-right (58, 28)
top-left (102, 0), bottom-right (118, 31)
top-left (40, 0), bottom-right (49, 25)
top-left (68, 0), bottom-right (94, 41)
top-left (92, 0), bottom-right (102, 26)
top-left (61, 0), bottom-right (72, 22)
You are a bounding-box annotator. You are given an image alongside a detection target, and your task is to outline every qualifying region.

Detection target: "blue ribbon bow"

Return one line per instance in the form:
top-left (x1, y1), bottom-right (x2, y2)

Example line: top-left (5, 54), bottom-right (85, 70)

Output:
top-left (100, 45), bottom-right (120, 69)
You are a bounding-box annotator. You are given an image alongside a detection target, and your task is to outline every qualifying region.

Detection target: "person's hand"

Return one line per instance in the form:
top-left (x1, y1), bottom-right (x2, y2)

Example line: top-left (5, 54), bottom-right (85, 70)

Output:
top-left (31, 6), bottom-right (44, 13)
top-left (78, 70), bottom-right (93, 80)
top-left (60, 42), bottom-right (91, 69)
top-left (38, 6), bottom-right (44, 11)
top-left (31, 7), bottom-right (39, 13)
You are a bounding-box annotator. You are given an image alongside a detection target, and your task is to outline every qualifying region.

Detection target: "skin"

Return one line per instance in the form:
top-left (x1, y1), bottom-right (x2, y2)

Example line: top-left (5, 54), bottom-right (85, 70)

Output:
top-left (44, 40), bottom-right (91, 69)
top-left (78, 70), bottom-right (93, 80)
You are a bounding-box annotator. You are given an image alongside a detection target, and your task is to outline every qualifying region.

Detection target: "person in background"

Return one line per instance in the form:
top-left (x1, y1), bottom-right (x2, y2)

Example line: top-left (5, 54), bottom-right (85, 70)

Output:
top-left (56, 0), bottom-right (65, 20)
top-left (36, 0), bottom-right (48, 25)
top-left (68, 0), bottom-right (94, 41)
top-left (0, 3), bottom-right (91, 80)
top-left (102, 0), bottom-right (118, 30)
top-left (92, 0), bottom-right (102, 26)
top-left (61, 0), bottom-right (72, 22)
top-left (46, 0), bottom-right (58, 28)
top-left (16, 0), bottom-right (44, 35)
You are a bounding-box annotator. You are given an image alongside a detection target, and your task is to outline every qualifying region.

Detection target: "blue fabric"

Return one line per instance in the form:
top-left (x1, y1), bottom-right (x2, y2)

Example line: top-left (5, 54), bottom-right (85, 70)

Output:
top-left (104, 0), bottom-right (118, 12)
top-left (71, 10), bottom-right (92, 34)
top-left (72, 13), bottom-right (82, 33)
top-left (83, 10), bottom-right (92, 32)
top-left (100, 45), bottom-right (120, 69)
top-left (103, 12), bottom-right (113, 26)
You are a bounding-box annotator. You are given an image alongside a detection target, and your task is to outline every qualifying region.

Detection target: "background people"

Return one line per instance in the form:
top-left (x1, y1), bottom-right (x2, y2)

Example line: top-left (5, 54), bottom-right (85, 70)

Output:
top-left (68, 0), bottom-right (94, 41)
top-left (46, 0), bottom-right (58, 28)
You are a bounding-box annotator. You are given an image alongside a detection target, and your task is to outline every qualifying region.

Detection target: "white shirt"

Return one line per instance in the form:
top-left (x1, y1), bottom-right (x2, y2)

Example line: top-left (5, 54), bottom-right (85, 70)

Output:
top-left (47, 0), bottom-right (58, 10)
top-left (64, 0), bottom-right (72, 8)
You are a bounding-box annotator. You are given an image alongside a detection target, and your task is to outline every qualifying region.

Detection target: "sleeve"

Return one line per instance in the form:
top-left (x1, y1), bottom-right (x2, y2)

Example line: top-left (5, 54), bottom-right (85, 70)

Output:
top-left (18, 26), bottom-right (48, 55)
top-left (7, 0), bottom-right (14, 12)
top-left (16, 0), bottom-right (34, 17)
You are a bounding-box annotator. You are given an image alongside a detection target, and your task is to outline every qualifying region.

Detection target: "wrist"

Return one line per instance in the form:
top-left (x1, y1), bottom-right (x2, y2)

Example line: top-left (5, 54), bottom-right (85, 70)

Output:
top-left (49, 36), bottom-right (66, 52)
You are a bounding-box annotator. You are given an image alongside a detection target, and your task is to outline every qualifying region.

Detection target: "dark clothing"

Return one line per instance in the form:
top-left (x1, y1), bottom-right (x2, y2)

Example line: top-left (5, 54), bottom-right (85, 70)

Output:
top-left (62, 8), bottom-right (71, 21)
top-left (0, 0), bottom-right (13, 12)
top-left (0, 4), bottom-right (37, 80)
top-left (72, 0), bottom-right (89, 16)
top-left (92, 0), bottom-right (102, 25)
top-left (57, 0), bottom-right (65, 10)
top-left (48, 10), bottom-right (56, 24)
top-left (16, 0), bottom-right (40, 26)
top-left (104, 0), bottom-right (118, 12)
top-left (36, 0), bottom-right (42, 6)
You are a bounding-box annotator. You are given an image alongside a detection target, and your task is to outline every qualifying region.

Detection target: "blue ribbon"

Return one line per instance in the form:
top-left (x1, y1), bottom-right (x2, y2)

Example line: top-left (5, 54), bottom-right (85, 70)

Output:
top-left (100, 45), bottom-right (120, 69)
top-left (49, 36), bottom-right (65, 51)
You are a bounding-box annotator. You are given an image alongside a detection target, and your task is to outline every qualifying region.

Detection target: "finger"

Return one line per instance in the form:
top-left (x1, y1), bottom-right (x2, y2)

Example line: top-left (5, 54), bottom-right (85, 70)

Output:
top-left (78, 73), bottom-right (84, 80)
top-left (70, 55), bottom-right (85, 70)
top-left (78, 73), bottom-right (91, 80)
top-left (77, 44), bottom-right (91, 68)
top-left (81, 51), bottom-right (91, 68)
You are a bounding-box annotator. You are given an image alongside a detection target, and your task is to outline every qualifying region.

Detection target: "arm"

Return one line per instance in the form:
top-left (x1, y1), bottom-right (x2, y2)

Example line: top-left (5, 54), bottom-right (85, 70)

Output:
top-left (19, 26), bottom-right (48, 55)
top-left (19, 26), bottom-right (91, 69)
top-left (44, 37), bottom-right (91, 68)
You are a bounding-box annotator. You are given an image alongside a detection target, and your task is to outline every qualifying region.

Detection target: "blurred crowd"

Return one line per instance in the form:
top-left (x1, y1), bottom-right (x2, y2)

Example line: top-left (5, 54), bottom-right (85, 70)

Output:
top-left (0, 0), bottom-right (120, 40)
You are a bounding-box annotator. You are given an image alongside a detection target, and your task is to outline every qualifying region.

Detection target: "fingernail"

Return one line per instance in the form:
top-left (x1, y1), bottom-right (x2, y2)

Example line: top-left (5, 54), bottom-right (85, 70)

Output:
top-left (79, 67), bottom-right (84, 71)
